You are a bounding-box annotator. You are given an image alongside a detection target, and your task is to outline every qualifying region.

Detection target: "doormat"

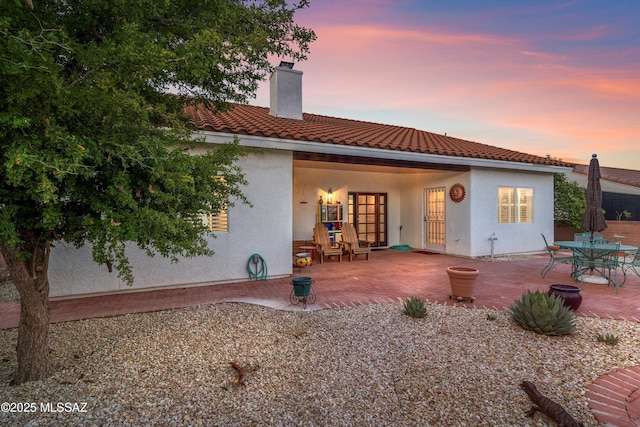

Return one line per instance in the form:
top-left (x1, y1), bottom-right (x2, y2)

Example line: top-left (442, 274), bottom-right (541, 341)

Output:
top-left (414, 250), bottom-right (439, 255)
top-left (390, 245), bottom-right (411, 250)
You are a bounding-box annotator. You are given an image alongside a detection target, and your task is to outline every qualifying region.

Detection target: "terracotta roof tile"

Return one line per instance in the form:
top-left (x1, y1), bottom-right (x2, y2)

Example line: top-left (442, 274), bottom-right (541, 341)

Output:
top-left (573, 164), bottom-right (640, 189)
top-left (185, 103), bottom-right (572, 167)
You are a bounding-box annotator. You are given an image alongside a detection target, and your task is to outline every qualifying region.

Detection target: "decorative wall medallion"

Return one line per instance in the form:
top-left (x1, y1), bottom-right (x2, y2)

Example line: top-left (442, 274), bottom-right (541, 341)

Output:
top-left (449, 183), bottom-right (465, 203)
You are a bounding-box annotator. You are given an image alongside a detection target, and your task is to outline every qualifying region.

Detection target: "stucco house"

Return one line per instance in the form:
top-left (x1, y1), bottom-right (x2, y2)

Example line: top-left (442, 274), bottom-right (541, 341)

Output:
top-left (48, 63), bottom-right (573, 298)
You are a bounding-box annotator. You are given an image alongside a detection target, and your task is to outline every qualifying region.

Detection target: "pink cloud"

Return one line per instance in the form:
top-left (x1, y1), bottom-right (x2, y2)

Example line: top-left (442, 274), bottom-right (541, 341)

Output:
top-left (257, 5), bottom-right (640, 168)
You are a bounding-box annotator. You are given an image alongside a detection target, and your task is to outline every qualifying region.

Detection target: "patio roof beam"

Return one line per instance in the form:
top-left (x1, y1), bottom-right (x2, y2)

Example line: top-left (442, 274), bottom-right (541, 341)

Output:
top-left (293, 152), bottom-right (470, 172)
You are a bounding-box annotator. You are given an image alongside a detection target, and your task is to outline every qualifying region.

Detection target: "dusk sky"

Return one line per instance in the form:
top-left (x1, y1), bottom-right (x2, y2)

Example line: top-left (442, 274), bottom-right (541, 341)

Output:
top-left (254, 0), bottom-right (640, 170)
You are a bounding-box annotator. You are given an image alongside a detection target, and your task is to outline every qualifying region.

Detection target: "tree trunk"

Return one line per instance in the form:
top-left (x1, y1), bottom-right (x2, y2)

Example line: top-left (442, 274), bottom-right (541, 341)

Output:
top-left (0, 239), bottom-right (51, 384)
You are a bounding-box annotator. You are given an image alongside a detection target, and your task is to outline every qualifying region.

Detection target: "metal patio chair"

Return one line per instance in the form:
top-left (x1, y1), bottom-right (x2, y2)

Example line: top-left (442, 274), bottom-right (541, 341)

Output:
top-left (540, 233), bottom-right (581, 278)
top-left (620, 249), bottom-right (640, 286)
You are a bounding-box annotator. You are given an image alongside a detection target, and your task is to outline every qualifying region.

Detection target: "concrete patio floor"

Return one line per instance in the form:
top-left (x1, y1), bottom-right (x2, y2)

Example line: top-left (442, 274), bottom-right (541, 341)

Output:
top-left (1, 249), bottom-right (639, 426)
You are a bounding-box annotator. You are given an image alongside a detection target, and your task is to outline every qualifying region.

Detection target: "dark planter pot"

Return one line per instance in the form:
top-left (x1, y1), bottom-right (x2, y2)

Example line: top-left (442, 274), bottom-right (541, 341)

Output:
top-left (292, 277), bottom-right (312, 297)
top-left (548, 284), bottom-right (582, 311)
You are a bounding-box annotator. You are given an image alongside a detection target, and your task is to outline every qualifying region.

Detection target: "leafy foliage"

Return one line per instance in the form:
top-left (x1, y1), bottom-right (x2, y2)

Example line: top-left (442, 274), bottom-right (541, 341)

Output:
top-left (0, 0), bottom-right (315, 284)
top-left (553, 173), bottom-right (586, 230)
top-left (0, 0), bottom-right (315, 383)
top-left (509, 290), bottom-right (576, 336)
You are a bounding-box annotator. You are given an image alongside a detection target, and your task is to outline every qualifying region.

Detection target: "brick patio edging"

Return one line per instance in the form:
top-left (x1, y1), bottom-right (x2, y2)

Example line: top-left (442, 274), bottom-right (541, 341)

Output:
top-left (587, 365), bottom-right (640, 427)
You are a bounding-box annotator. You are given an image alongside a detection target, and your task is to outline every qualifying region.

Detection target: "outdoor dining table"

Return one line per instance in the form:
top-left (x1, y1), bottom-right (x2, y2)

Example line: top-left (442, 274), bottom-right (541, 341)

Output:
top-left (553, 240), bottom-right (638, 291)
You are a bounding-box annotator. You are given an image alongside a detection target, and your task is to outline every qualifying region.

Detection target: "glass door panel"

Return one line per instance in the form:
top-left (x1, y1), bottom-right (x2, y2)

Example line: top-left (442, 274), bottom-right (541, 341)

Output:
top-left (425, 188), bottom-right (445, 247)
top-left (348, 192), bottom-right (387, 247)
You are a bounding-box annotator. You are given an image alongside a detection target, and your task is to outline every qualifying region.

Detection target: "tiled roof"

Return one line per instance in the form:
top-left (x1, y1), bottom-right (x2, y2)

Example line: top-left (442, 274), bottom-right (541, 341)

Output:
top-left (185, 103), bottom-right (572, 167)
top-left (573, 164), bottom-right (640, 189)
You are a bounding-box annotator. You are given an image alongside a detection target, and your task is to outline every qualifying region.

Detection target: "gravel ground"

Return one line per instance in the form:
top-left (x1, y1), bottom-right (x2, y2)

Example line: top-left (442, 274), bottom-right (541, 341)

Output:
top-left (0, 280), bottom-right (18, 303)
top-left (1, 302), bottom-right (639, 426)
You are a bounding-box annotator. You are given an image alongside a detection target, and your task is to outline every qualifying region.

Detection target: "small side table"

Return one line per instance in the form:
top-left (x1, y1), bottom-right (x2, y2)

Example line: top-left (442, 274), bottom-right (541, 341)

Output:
top-left (299, 245), bottom-right (319, 262)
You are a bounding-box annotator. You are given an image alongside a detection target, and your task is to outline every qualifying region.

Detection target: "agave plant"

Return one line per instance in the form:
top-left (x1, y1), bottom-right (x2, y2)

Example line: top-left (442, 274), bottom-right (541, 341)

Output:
top-left (403, 297), bottom-right (427, 318)
top-left (596, 333), bottom-right (619, 346)
top-left (509, 290), bottom-right (576, 336)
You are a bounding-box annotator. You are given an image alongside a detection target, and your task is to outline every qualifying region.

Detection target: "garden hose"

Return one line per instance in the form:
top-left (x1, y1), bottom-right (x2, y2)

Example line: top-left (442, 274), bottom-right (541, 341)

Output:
top-left (247, 254), bottom-right (268, 281)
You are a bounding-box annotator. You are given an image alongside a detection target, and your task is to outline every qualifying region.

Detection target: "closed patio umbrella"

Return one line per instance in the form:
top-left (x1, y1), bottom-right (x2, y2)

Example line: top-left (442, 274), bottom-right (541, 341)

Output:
top-left (581, 154), bottom-right (607, 243)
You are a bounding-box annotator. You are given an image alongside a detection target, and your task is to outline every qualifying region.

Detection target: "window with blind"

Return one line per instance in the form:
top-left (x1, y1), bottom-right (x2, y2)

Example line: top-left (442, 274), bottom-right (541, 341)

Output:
top-left (498, 187), bottom-right (533, 223)
top-left (201, 176), bottom-right (228, 232)
top-left (202, 210), bottom-right (228, 232)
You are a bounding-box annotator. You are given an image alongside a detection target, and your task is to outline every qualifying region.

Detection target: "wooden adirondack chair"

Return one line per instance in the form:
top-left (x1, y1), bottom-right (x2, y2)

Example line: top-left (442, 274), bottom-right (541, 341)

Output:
top-left (312, 223), bottom-right (343, 263)
top-left (341, 222), bottom-right (372, 261)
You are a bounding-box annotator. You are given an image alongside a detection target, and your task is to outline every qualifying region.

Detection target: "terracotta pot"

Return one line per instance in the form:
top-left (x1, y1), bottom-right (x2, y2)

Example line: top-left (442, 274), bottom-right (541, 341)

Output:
top-left (446, 267), bottom-right (479, 301)
top-left (548, 284), bottom-right (582, 311)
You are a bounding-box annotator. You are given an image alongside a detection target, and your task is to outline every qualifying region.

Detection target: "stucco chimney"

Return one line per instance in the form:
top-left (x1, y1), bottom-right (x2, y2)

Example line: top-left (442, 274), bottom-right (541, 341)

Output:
top-left (269, 61), bottom-right (303, 120)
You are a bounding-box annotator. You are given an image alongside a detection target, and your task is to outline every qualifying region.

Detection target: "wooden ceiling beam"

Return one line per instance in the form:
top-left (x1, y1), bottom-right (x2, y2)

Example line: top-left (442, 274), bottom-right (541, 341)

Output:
top-left (293, 152), bottom-right (470, 172)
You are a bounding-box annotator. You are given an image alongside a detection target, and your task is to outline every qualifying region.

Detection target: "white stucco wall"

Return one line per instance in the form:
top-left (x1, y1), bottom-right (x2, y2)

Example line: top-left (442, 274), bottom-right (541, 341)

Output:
top-left (398, 171), bottom-right (471, 254)
top-left (49, 149), bottom-right (557, 298)
top-left (49, 150), bottom-right (293, 298)
top-left (469, 168), bottom-right (554, 257)
top-left (300, 166), bottom-right (554, 258)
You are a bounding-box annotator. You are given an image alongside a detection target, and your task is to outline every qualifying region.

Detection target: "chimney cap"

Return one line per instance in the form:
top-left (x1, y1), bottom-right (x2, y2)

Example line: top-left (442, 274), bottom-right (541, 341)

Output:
top-left (279, 61), bottom-right (294, 69)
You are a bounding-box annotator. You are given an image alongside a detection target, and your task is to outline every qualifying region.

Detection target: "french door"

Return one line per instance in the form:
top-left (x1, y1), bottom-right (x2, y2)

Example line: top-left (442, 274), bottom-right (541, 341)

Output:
top-left (424, 188), bottom-right (445, 249)
top-left (348, 192), bottom-right (387, 247)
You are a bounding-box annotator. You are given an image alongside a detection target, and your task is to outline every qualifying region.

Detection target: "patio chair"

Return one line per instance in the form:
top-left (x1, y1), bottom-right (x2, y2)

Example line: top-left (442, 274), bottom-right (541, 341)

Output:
top-left (540, 233), bottom-right (581, 278)
top-left (620, 249), bottom-right (640, 286)
top-left (574, 232), bottom-right (608, 243)
top-left (341, 222), bottom-right (373, 261)
top-left (312, 223), bottom-right (343, 263)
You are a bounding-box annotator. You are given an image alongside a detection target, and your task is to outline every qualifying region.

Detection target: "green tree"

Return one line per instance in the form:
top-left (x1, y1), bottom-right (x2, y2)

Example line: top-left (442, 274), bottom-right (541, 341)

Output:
top-left (1, 0), bottom-right (315, 384)
top-left (554, 173), bottom-right (586, 230)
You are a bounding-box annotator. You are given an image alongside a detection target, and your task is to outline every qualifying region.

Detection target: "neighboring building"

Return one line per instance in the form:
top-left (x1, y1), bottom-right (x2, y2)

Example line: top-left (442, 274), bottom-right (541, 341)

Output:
top-left (49, 64), bottom-right (573, 298)
top-left (569, 165), bottom-right (640, 221)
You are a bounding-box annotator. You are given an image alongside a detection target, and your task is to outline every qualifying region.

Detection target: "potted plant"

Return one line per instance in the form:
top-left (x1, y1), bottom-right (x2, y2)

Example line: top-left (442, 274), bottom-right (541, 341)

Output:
top-left (446, 266), bottom-right (480, 302)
